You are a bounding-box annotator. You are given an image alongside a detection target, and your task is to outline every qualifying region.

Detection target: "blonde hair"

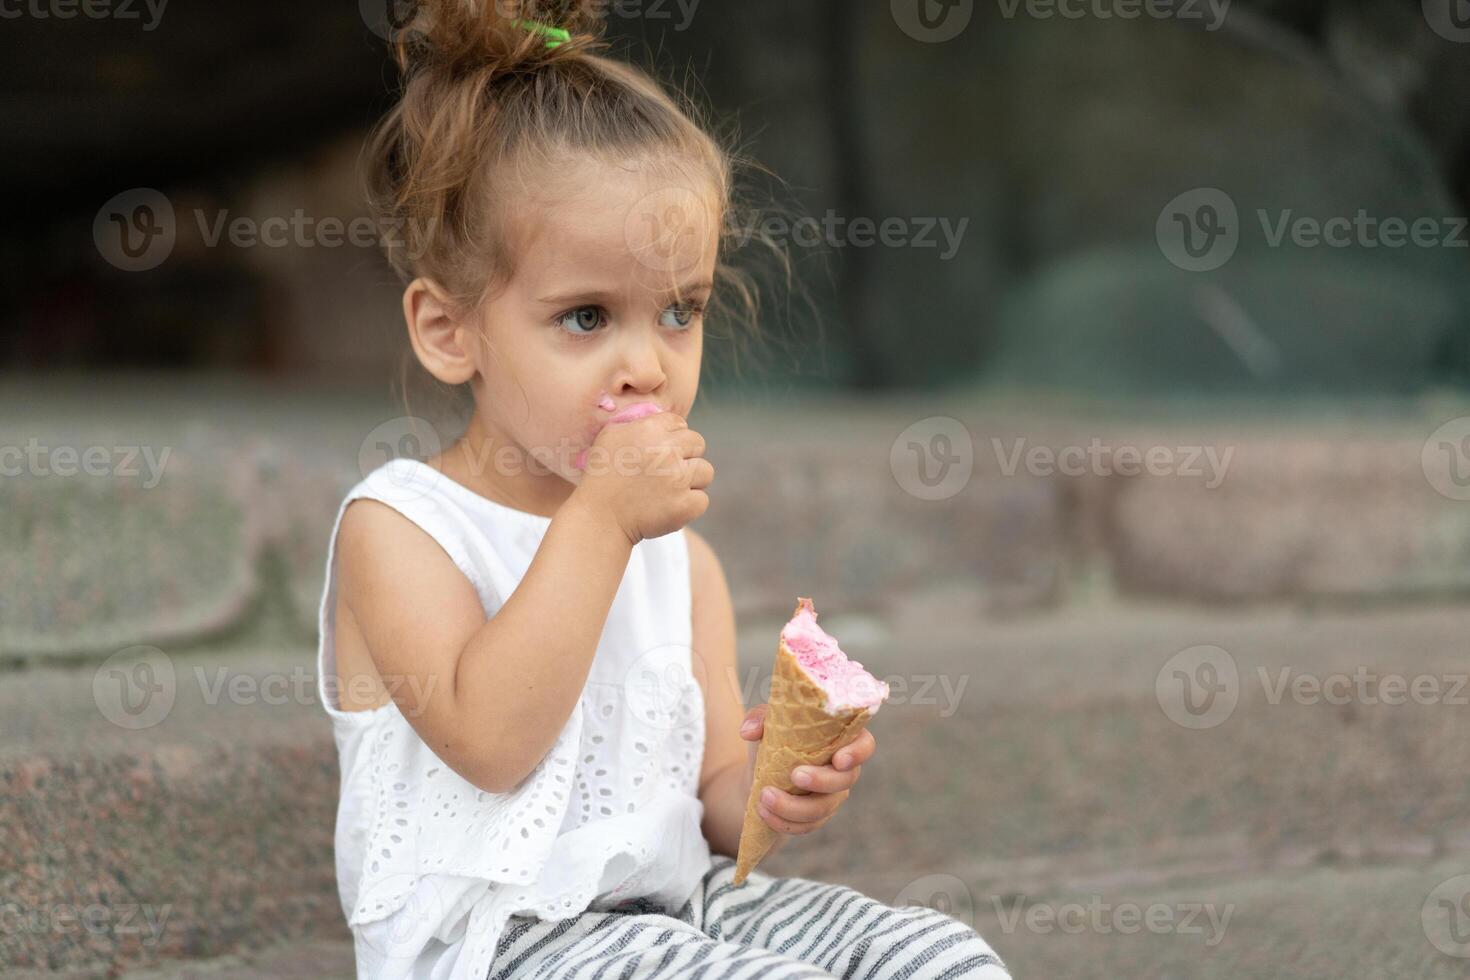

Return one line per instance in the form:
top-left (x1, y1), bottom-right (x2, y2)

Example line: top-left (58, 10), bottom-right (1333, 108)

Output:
top-left (362, 0), bottom-right (793, 392)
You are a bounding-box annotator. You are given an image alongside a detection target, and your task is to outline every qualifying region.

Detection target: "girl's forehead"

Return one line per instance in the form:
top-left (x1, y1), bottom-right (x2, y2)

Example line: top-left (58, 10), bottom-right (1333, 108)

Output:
top-left (512, 163), bottom-right (721, 296)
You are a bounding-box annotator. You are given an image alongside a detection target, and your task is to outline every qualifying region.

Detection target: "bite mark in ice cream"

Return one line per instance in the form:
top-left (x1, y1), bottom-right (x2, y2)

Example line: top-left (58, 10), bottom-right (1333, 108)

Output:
top-left (573, 400), bottom-right (664, 470)
top-left (781, 597), bottom-right (889, 714)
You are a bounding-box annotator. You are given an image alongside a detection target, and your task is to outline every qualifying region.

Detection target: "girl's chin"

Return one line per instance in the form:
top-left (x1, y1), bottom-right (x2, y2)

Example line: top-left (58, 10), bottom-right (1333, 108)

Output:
top-left (520, 443), bottom-right (581, 482)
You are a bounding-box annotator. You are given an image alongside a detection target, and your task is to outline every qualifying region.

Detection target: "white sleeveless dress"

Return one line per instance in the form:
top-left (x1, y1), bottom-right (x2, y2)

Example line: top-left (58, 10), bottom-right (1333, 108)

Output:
top-left (315, 457), bottom-right (713, 980)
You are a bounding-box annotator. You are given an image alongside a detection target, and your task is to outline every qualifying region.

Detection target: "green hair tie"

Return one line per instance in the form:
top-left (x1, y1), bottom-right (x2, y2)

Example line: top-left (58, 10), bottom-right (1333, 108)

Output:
top-left (515, 18), bottom-right (571, 48)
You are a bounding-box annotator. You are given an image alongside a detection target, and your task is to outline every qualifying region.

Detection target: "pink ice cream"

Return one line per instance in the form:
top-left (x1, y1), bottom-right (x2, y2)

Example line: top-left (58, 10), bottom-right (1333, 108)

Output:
top-left (573, 400), bottom-right (663, 470)
top-left (781, 598), bottom-right (889, 714)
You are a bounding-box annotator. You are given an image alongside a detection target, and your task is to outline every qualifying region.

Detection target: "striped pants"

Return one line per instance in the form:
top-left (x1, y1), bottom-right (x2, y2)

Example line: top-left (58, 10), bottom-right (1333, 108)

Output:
top-left (486, 855), bottom-right (1010, 979)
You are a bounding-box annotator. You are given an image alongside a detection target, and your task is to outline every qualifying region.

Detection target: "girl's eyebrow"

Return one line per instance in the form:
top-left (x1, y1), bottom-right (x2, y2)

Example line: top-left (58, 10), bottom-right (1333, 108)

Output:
top-left (535, 280), bottom-right (714, 307)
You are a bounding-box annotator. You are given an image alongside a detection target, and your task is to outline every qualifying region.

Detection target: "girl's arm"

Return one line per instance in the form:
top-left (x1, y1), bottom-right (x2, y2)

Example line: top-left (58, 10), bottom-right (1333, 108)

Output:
top-left (337, 490), bottom-right (633, 794)
top-left (688, 526), bottom-right (773, 859)
top-left (689, 527), bottom-right (795, 862)
top-left (339, 412), bottom-right (708, 796)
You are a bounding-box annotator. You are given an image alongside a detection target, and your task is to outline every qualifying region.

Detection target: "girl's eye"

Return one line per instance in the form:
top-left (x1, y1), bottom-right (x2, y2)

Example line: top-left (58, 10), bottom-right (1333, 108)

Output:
top-left (659, 303), bottom-right (703, 330)
top-left (557, 306), bottom-right (605, 335)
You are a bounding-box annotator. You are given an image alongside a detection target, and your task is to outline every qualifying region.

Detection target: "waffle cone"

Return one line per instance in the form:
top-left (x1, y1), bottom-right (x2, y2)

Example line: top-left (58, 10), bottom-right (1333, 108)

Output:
top-left (732, 599), bottom-right (879, 885)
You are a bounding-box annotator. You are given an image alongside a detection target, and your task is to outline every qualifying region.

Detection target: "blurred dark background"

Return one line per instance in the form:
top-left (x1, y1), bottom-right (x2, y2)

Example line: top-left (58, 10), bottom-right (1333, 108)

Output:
top-left (7, 0), bottom-right (1470, 392)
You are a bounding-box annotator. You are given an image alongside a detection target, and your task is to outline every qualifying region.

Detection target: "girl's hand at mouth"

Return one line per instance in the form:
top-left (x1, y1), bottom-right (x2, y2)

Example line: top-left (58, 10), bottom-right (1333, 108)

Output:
top-left (736, 703), bottom-right (877, 835)
top-left (572, 410), bottom-right (713, 546)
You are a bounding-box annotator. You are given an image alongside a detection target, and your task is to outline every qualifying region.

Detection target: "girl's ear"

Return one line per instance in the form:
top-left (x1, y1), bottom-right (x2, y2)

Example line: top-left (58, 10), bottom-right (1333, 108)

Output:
top-left (403, 277), bottom-right (479, 385)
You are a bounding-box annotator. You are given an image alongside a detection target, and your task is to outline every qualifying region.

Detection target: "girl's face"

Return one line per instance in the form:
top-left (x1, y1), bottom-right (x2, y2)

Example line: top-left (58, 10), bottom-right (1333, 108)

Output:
top-left (460, 157), bottom-right (721, 502)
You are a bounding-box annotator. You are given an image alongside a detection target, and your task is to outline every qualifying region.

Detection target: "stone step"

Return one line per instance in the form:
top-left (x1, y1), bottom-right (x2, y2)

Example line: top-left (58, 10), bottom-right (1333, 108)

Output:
top-left (6, 600), bottom-right (1470, 975)
top-left (8, 382), bottom-right (1470, 664)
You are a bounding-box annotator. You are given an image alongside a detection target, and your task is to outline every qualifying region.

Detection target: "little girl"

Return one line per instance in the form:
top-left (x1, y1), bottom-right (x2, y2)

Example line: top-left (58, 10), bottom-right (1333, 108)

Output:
top-left (316, 2), bottom-right (1010, 977)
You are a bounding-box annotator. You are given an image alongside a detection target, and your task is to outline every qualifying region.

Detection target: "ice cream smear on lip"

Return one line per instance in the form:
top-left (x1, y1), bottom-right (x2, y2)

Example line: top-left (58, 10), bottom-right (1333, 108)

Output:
top-left (606, 401), bottom-right (663, 424)
top-left (573, 400), bottom-right (664, 470)
top-left (781, 597), bottom-right (889, 715)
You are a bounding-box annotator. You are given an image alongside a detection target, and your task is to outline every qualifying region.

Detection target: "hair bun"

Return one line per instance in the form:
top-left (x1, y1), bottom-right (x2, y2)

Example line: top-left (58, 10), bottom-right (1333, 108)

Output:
top-left (391, 0), bottom-right (607, 75)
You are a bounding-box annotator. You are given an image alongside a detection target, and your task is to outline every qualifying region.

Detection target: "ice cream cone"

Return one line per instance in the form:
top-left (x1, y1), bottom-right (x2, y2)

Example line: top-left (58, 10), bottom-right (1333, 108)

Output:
top-left (733, 597), bottom-right (888, 885)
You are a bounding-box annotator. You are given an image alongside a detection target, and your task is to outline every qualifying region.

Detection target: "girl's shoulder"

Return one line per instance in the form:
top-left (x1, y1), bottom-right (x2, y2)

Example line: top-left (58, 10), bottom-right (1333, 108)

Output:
top-left (334, 458), bottom-right (492, 591)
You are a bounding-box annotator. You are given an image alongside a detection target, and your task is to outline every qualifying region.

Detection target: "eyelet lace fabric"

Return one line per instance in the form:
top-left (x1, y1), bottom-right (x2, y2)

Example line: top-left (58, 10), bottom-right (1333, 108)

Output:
top-left (317, 460), bottom-right (713, 980)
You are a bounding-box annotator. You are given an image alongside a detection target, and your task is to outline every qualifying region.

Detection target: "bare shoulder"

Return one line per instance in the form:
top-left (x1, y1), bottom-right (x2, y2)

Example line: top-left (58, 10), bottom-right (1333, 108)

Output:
top-left (337, 497), bottom-right (435, 576)
top-left (336, 496), bottom-right (481, 623)
top-left (332, 497), bottom-right (484, 714)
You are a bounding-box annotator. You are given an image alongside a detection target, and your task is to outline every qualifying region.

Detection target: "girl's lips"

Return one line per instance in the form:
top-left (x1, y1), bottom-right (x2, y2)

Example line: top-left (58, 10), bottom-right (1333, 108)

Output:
top-left (573, 401), bottom-right (664, 470)
top-left (606, 401), bottom-right (664, 424)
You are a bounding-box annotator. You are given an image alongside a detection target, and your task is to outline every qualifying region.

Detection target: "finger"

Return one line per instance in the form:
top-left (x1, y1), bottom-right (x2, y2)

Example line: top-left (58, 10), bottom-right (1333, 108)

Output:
top-left (684, 489), bottom-right (709, 522)
top-left (686, 458), bottom-right (714, 491)
top-left (756, 802), bottom-right (810, 835)
top-left (791, 762), bottom-right (861, 794)
top-left (672, 428), bottom-right (706, 459)
top-left (832, 730), bottom-right (876, 771)
top-left (739, 704), bottom-right (767, 740)
top-left (760, 786), bottom-right (845, 824)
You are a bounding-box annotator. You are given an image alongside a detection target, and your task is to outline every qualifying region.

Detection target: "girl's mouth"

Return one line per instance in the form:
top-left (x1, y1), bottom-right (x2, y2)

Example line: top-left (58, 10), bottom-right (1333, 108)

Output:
top-left (573, 400), bottom-right (664, 470)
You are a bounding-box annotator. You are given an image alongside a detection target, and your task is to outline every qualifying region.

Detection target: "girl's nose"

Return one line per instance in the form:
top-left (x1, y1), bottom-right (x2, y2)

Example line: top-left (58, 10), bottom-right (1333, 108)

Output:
top-left (615, 332), bottom-right (667, 393)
